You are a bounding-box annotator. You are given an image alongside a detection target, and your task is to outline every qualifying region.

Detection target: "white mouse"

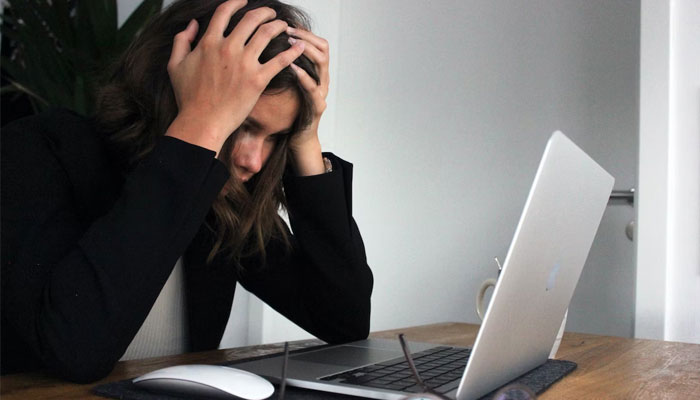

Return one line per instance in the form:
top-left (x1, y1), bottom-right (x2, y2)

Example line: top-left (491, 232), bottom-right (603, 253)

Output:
top-left (133, 364), bottom-right (275, 400)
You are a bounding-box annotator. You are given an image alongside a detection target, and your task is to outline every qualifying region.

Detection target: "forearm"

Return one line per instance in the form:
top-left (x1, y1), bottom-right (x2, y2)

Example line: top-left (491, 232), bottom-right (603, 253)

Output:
top-left (2, 136), bottom-right (228, 381)
top-left (240, 154), bottom-right (373, 343)
top-left (289, 137), bottom-right (325, 176)
top-left (240, 234), bottom-right (373, 344)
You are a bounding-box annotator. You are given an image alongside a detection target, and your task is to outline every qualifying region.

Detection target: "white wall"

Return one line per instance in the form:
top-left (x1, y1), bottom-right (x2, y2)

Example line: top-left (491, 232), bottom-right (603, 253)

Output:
top-left (666, 0), bottom-right (700, 344)
top-left (636, 0), bottom-right (670, 341)
top-left (333, 0), bottom-right (639, 335)
top-left (117, 0), bottom-right (157, 25)
top-left (637, 0), bottom-right (700, 344)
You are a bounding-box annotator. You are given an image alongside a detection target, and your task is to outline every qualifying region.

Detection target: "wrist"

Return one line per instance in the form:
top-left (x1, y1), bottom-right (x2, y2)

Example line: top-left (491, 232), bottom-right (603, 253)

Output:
top-left (290, 138), bottom-right (325, 176)
top-left (165, 114), bottom-right (230, 156)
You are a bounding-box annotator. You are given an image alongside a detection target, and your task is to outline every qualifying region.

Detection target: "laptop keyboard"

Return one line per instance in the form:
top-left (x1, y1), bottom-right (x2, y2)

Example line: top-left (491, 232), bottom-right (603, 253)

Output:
top-left (319, 346), bottom-right (471, 394)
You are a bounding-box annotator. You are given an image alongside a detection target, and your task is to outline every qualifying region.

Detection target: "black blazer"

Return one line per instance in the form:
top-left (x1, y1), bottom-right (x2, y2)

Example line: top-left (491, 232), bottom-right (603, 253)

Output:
top-left (0, 109), bottom-right (373, 382)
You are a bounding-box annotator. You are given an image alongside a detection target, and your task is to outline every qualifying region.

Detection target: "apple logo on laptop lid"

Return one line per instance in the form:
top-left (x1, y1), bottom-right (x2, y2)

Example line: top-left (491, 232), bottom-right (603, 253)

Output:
top-left (546, 263), bottom-right (561, 292)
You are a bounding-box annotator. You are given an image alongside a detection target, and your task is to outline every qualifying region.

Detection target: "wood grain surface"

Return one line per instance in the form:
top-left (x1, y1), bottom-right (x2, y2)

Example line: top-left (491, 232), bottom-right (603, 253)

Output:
top-left (1, 323), bottom-right (698, 399)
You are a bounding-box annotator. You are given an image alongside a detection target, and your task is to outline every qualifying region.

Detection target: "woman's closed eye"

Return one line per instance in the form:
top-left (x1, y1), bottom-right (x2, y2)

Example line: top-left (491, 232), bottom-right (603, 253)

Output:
top-left (239, 122), bottom-right (255, 134)
top-left (266, 132), bottom-right (288, 143)
top-left (238, 119), bottom-right (289, 142)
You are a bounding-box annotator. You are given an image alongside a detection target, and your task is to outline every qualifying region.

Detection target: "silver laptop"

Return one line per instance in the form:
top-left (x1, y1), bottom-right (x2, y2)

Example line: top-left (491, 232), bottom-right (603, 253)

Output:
top-left (235, 131), bottom-right (614, 400)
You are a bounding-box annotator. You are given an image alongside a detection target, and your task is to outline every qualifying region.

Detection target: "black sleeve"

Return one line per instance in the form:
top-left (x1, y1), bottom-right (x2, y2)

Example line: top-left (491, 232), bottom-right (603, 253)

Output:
top-left (0, 118), bottom-right (229, 382)
top-left (238, 154), bottom-right (374, 344)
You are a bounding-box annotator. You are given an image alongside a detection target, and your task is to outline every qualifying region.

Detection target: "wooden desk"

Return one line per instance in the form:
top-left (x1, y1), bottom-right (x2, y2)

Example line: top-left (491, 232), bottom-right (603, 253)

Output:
top-left (2, 323), bottom-right (699, 399)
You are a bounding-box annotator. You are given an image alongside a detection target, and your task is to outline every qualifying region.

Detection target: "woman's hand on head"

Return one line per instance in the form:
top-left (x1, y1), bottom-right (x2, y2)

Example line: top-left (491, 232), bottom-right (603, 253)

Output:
top-left (287, 27), bottom-right (330, 176)
top-left (165, 0), bottom-right (305, 155)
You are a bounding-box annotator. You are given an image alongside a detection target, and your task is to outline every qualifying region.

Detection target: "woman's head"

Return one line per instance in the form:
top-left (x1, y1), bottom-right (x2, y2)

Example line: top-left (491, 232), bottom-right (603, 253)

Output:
top-left (97, 0), bottom-right (320, 266)
top-left (98, 0), bottom-right (318, 165)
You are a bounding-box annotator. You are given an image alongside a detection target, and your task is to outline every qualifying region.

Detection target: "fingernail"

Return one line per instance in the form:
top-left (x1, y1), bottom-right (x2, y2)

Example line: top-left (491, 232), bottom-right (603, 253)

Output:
top-left (286, 26), bottom-right (296, 34)
top-left (187, 19), bottom-right (196, 30)
top-left (288, 37), bottom-right (297, 45)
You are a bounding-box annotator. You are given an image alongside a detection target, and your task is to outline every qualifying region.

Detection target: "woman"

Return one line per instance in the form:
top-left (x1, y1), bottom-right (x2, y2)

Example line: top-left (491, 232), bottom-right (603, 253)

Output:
top-left (0, 0), bottom-right (372, 382)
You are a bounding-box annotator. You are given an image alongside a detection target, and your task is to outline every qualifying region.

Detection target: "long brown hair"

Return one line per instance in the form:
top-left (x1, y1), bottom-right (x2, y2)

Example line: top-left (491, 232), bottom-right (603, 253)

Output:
top-left (96, 0), bottom-right (320, 267)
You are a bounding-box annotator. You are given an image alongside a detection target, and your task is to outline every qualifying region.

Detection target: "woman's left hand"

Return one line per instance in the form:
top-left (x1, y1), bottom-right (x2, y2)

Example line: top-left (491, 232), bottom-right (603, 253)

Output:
top-left (287, 27), bottom-right (330, 176)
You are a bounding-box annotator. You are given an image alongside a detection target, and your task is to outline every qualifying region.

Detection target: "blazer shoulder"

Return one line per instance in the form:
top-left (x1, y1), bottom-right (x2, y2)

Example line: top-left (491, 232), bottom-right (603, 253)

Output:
top-left (4, 108), bottom-right (104, 156)
top-left (5, 108), bottom-right (116, 171)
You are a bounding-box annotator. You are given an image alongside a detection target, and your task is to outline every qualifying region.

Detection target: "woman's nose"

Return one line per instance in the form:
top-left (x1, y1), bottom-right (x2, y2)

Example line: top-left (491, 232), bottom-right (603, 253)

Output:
top-left (235, 135), bottom-right (265, 174)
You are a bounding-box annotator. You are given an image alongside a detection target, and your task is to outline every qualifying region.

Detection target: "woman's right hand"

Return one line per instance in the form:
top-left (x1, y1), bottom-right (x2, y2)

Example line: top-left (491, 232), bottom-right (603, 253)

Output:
top-left (165, 0), bottom-right (305, 155)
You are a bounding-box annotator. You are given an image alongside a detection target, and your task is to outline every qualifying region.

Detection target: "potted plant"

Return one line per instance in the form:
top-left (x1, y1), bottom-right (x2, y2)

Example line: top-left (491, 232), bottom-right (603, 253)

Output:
top-left (1, 0), bottom-right (163, 119)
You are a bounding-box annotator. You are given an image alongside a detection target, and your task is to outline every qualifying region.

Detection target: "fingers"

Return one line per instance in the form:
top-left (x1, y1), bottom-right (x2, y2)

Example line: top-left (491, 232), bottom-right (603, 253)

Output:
top-left (168, 19), bottom-right (199, 71)
top-left (245, 19), bottom-right (288, 58)
top-left (290, 63), bottom-right (318, 94)
top-left (290, 63), bottom-right (327, 115)
top-left (206, 0), bottom-right (248, 38)
top-left (227, 7), bottom-right (277, 45)
top-left (260, 40), bottom-right (305, 78)
top-left (289, 37), bottom-right (325, 67)
top-left (287, 27), bottom-right (329, 53)
top-left (287, 28), bottom-right (330, 90)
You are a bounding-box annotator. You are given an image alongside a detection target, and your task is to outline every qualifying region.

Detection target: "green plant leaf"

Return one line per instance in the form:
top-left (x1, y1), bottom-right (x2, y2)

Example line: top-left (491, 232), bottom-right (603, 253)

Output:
top-left (1, 84), bottom-right (23, 95)
top-left (1, 55), bottom-right (28, 83)
top-left (3, 79), bottom-right (49, 107)
top-left (79, 0), bottom-right (118, 54)
top-left (29, 0), bottom-right (74, 49)
top-left (3, 2), bottom-right (73, 95)
top-left (0, 25), bottom-right (22, 43)
top-left (2, 0), bottom-right (162, 116)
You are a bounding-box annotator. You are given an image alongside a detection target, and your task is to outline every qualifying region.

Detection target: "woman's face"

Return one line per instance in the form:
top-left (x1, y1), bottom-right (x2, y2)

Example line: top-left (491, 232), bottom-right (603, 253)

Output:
top-left (230, 90), bottom-right (299, 182)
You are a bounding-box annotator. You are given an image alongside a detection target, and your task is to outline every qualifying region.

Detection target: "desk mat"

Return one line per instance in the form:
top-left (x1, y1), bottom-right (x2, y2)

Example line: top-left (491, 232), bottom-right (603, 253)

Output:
top-left (93, 352), bottom-right (576, 400)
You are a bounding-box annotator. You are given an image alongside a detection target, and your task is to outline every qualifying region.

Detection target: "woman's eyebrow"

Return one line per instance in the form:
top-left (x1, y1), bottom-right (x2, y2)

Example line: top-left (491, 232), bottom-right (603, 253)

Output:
top-left (243, 117), bottom-right (263, 131)
top-left (274, 128), bottom-right (293, 136)
top-left (243, 117), bottom-right (291, 136)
